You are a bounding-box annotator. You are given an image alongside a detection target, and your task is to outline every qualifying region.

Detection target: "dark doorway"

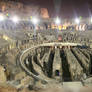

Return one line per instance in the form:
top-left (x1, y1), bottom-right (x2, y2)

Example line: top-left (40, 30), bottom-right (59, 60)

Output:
top-left (55, 70), bottom-right (60, 76)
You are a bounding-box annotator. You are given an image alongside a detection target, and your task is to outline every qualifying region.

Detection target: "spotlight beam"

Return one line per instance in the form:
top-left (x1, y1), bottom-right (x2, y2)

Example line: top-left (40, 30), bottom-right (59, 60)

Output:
top-left (55, 17), bottom-right (61, 25)
top-left (31, 17), bottom-right (39, 39)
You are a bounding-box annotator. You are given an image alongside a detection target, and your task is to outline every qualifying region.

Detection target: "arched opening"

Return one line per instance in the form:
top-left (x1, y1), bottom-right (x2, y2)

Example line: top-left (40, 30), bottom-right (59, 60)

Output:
top-left (55, 70), bottom-right (60, 76)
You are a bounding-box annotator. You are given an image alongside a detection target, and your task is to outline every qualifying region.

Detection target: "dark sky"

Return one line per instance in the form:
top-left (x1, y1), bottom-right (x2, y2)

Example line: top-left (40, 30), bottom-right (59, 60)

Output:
top-left (19, 0), bottom-right (92, 18)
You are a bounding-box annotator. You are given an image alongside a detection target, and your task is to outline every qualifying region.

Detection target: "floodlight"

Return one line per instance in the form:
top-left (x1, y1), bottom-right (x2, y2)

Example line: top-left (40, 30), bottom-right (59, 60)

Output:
top-left (75, 18), bottom-right (80, 24)
top-left (11, 16), bottom-right (19, 23)
top-left (55, 17), bottom-right (61, 25)
top-left (32, 17), bottom-right (39, 25)
top-left (0, 14), bottom-right (5, 21)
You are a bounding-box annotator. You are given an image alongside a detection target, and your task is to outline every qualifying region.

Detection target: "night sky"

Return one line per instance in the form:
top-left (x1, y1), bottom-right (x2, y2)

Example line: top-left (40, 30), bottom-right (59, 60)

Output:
top-left (19, 0), bottom-right (92, 18)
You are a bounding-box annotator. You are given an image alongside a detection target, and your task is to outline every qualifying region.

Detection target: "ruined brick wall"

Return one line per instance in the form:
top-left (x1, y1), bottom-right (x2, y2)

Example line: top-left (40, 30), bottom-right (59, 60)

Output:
top-left (40, 8), bottom-right (49, 18)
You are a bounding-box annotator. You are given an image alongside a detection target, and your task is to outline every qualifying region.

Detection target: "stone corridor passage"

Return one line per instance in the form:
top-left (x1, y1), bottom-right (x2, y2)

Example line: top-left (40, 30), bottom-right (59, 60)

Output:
top-left (24, 46), bottom-right (92, 82)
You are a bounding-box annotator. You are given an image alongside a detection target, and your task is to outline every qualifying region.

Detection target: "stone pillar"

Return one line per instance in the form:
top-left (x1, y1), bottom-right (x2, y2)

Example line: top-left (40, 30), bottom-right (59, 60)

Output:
top-left (0, 65), bottom-right (7, 83)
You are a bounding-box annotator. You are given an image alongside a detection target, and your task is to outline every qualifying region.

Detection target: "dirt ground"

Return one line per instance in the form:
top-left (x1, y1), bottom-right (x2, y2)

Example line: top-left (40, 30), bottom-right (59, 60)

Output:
top-left (0, 84), bottom-right (92, 92)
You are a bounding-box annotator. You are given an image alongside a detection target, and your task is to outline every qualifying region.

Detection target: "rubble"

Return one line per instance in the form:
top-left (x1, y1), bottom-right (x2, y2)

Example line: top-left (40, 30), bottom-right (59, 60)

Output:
top-left (15, 72), bottom-right (26, 81)
top-left (0, 85), bottom-right (17, 92)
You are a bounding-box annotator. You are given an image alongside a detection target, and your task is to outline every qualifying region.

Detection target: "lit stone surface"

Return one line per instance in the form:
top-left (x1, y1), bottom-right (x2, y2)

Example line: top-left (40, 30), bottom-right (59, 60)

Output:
top-left (0, 66), bottom-right (7, 83)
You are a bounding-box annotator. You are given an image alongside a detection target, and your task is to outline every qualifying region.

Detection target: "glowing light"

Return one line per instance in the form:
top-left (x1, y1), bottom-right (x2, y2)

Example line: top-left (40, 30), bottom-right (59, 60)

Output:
top-left (91, 17), bottom-right (92, 23)
top-left (75, 18), bottom-right (80, 24)
top-left (55, 17), bottom-right (61, 25)
top-left (11, 16), bottom-right (19, 23)
top-left (6, 13), bottom-right (9, 17)
top-left (30, 16), bottom-right (32, 19)
top-left (32, 17), bottom-right (39, 25)
top-left (0, 14), bottom-right (5, 21)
